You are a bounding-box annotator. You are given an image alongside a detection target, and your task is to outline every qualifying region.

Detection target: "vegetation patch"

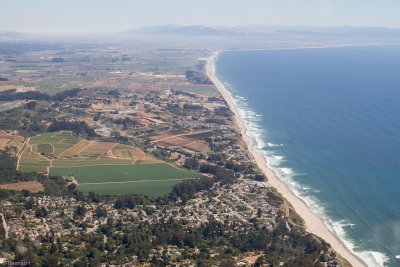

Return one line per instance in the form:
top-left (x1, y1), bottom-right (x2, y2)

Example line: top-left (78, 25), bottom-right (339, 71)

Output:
top-left (49, 163), bottom-right (202, 196)
top-left (0, 181), bottom-right (44, 193)
top-left (36, 143), bottom-right (54, 154)
top-left (16, 131), bottom-right (195, 196)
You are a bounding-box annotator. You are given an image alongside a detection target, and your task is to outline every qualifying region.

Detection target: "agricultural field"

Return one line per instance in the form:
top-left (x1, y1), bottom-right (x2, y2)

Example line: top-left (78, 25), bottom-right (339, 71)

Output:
top-left (0, 45), bottom-right (207, 95)
top-left (0, 130), bottom-right (24, 151)
top-left (17, 131), bottom-right (200, 196)
top-left (50, 163), bottom-right (202, 197)
top-left (150, 130), bottom-right (211, 155)
top-left (0, 181), bottom-right (44, 193)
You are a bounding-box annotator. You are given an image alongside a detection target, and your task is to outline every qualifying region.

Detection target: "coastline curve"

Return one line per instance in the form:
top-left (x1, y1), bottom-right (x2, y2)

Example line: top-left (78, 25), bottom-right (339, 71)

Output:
top-left (206, 50), bottom-right (367, 267)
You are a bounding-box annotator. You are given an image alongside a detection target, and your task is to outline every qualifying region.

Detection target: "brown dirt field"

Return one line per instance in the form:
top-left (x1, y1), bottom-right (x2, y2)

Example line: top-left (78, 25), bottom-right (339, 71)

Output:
top-left (174, 138), bottom-right (193, 146)
top-left (0, 181), bottom-right (44, 192)
top-left (131, 148), bottom-right (146, 158)
top-left (184, 141), bottom-right (209, 152)
top-left (137, 102), bottom-right (145, 112)
top-left (155, 137), bottom-right (209, 154)
top-left (0, 132), bottom-right (24, 141)
top-left (156, 137), bottom-right (193, 147)
top-left (0, 138), bottom-right (11, 149)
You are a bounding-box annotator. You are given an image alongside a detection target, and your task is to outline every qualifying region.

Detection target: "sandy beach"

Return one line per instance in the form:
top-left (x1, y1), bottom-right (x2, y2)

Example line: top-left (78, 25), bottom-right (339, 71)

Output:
top-left (206, 51), bottom-right (367, 267)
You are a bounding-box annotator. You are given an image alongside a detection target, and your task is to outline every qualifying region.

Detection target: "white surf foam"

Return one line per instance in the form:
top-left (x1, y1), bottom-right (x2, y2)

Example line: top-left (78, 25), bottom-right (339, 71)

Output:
top-left (369, 251), bottom-right (390, 267)
top-left (269, 155), bottom-right (285, 166)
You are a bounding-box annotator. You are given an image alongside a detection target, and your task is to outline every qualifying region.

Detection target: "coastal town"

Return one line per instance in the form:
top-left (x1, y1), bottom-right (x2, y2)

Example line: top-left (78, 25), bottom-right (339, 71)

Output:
top-left (0, 41), bottom-right (352, 266)
top-left (2, 0), bottom-right (400, 265)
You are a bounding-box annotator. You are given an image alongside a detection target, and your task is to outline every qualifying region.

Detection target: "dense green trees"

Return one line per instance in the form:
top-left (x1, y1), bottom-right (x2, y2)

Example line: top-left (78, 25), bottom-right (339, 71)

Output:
top-left (184, 157), bottom-right (199, 169)
top-left (47, 121), bottom-right (96, 138)
top-left (114, 195), bottom-right (145, 209)
top-left (0, 151), bottom-right (43, 183)
top-left (169, 177), bottom-right (214, 201)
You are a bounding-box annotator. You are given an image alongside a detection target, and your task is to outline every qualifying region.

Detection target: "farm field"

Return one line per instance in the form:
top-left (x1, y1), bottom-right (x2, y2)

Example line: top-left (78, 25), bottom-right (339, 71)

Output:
top-left (17, 131), bottom-right (199, 196)
top-left (0, 181), bottom-right (44, 193)
top-left (0, 130), bottom-right (24, 151)
top-left (50, 163), bottom-right (202, 196)
top-left (150, 130), bottom-right (211, 155)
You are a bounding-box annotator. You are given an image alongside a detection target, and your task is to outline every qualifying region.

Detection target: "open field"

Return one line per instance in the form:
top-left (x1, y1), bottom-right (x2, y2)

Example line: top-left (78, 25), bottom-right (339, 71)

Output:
top-left (18, 131), bottom-right (153, 173)
top-left (17, 131), bottom-right (196, 196)
top-left (50, 163), bottom-right (201, 196)
top-left (0, 181), bottom-right (44, 192)
top-left (52, 158), bottom-right (133, 167)
top-left (0, 130), bottom-right (24, 150)
top-left (183, 131), bottom-right (213, 140)
top-left (150, 130), bottom-right (211, 154)
top-left (78, 179), bottom-right (187, 197)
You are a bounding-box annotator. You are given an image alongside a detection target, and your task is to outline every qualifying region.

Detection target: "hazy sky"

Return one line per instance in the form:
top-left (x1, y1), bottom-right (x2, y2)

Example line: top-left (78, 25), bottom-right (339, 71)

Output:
top-left (1, 0), bottom-right (400, 34)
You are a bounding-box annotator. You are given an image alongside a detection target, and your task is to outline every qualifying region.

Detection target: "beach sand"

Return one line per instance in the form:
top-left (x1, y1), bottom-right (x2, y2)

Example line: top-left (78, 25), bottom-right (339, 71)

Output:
top-left (206, 51), bottom-right (367, 267)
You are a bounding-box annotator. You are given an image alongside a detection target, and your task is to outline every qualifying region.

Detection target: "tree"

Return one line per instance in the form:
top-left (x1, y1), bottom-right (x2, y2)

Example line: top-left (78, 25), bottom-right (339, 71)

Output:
top-left (0, 222), bottom-right (6, 239)
top-left (254, 173), bottom-right (266, 182)
top-left (94, 207), bottom-right (107, 218)
top-left (35, 207), bottom-right (48, 218)
top-left (184, 157), bottom-right (199, 170)
top-left (75, 206), bottom-right (87, 217)
top-left (26, 101), bottom-right (37, 110)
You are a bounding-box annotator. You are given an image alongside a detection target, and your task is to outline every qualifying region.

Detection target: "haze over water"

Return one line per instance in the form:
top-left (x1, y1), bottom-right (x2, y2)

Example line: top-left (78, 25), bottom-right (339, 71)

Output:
top-left (216, 46), bottom-right (400, 267)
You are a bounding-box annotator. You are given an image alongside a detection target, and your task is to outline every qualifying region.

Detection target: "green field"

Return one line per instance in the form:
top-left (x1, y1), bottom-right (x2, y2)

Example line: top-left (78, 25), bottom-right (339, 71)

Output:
top-left (19, 165), bottom-right (48, 173)
top-left (19, 131), bottom-right (201, 197)
top-left (29, 132), bottom-right (81, 155)
top-left (36, 143), bottom-right (54, 154)
top-left (49, 163), bottom-right (202, 196)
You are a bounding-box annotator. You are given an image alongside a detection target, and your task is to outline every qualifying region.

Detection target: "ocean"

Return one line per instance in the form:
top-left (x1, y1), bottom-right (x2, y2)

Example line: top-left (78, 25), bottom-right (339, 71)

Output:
top-left (215, 46), bottom-right (400, 267)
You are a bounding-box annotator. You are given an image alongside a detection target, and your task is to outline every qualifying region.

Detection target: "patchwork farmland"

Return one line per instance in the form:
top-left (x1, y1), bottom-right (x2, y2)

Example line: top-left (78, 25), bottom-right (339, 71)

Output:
top-left (150, 130), bottom-right (212, 155)
top-left (17, 131), bottom-right (201, 196)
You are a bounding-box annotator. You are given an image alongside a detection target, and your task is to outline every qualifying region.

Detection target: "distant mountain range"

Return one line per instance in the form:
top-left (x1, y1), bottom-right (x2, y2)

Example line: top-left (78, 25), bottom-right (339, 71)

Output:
top-left (124, 25), bottom-right (400, 37)
top-left (124, 25), bottom-right (241, 36)
top-left (2, 26), bottom-right (400, 42)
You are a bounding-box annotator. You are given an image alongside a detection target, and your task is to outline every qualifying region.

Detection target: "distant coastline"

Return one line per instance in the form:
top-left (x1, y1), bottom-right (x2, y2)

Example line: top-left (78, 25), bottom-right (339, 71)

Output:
top-left (206, 51), bottom-right (367, 267)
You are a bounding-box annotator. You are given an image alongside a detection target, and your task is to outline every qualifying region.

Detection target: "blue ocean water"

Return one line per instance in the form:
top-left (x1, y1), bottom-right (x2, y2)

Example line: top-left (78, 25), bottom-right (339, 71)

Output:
top-left (215, 46), bottom-right (400, 267)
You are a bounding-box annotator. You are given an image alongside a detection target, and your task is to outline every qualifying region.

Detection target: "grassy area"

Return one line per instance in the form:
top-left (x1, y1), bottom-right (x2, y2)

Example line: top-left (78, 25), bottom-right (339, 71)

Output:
top-left (19, 165), bottom-right (48, 173)
top-left (29, 132), bottom-right (81, 155)
top-left (36, 143), bottom-right (54, 154)
top-left (49, 163), bottom-right (200, 183)
top-left (49, 163), bottom-right (201, 196)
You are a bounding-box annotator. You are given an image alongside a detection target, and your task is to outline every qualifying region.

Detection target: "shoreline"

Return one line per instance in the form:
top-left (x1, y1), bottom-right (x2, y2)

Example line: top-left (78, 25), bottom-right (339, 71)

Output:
top-left (206, 51), bottom-right (367, 267)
